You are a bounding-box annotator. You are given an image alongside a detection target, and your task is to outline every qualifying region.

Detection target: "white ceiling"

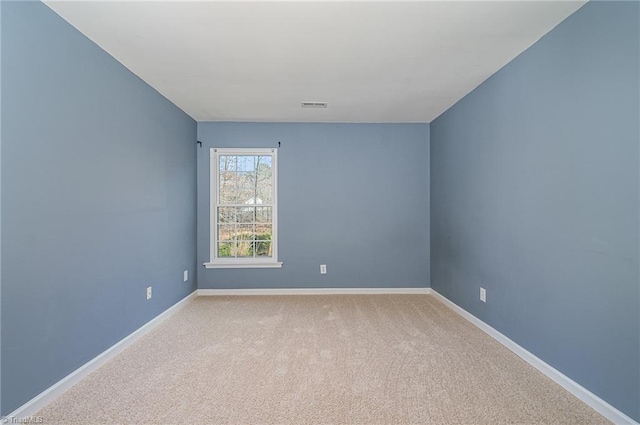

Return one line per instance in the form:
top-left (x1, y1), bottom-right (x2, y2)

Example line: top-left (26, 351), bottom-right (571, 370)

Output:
top-left (44, 1), bottom-right (586, 123)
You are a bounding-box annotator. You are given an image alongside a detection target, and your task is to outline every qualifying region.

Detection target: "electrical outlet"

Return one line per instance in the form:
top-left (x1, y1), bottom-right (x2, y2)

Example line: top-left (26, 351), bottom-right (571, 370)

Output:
top-left (146, 286), bottom-right (152, 300)
top-left (320, 264), bottom-right (327, 274)
top-left (480, 287), bottom-right (486, 303)
top-left (183, 270), bottom-right (188, 282)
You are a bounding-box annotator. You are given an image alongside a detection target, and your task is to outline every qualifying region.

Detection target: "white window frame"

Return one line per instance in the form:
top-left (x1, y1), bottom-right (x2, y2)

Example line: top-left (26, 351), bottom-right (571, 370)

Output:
top-left (204, 148), bottom-right (282, 269)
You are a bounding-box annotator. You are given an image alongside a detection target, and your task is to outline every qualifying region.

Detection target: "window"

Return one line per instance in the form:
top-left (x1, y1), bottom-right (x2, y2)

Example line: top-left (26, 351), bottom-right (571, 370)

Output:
top-left (204, 148), bottom-right (281, 268)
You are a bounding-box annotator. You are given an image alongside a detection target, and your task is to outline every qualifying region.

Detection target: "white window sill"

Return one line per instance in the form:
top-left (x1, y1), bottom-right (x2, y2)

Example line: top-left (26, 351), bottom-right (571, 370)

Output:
top-left (203, 261), bottom-right (283, 269)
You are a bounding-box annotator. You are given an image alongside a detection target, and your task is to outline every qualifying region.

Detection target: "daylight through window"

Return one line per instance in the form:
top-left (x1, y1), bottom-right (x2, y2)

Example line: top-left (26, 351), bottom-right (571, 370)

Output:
top-left (205, 148), bottom-right (281, 268)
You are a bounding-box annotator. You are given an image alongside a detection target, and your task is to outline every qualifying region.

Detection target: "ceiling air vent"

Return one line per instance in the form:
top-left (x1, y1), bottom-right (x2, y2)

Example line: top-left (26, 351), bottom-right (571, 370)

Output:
top-left (301, 101), bottom-right (328, 109)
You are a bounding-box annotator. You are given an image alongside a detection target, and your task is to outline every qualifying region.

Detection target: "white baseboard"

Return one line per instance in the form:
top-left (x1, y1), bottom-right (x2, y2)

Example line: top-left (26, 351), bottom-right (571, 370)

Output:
top-left (197, 287), bottom-right (431, 296)
top-left (3, 291), bottom-right (197, 421)
top-left (430, 289), bottom-right (639, 425)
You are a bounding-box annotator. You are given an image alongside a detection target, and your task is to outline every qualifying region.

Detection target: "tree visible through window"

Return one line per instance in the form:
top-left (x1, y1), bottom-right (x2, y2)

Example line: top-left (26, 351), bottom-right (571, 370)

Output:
top-left (206, 148), bottom-right (281, 268)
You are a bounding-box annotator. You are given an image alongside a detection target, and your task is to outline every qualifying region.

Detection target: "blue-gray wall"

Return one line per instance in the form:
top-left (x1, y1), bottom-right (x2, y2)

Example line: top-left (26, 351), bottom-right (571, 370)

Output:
top-left (430, 1), bottom-right (639, 421)
top-left (0, 0), bottom-right (3, 416)
top-left (1, 2), bottom-right (197, 415)
top-left (197, 123), bottom-right (430, 289)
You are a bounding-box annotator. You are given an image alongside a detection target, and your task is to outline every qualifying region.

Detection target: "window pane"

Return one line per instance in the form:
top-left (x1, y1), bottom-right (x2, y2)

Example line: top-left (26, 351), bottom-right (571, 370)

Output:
top-left (255, 224), bottom-right (271, 240)
top-left (237, 240), bottom-right (253, 257)
top-left (236, 170), bottom-right (259, 205)
top-left (236, 207), bottom-right (254, 223)
top-left (219, 172), bottom-right (236, 204)
top-left (254, 240), bottom-right (272, 257)
top-left (236, 156), bottom-right (256, 172)
top-left (218, 242), bottom-right (235, 258)
top-left (237, 186), bottom-right (257, 205)
top-left (236, 170), bottom-right (254, 186)
top-left (256, 207), bottom-right (272, 223)
top-left (236, 224), bottom-right (254, 239)
top-left (255, 223), bottom-right (271, 258)
top-left (257, 155), bottom-right (272, 168)
top-left (256, 157), bottom-right (272, 203)
top-left (257, 178), bottom-right (272, 204)
top-left (218, 224), bottom-right (235, 241)
top-left (218, 207), bottom-right (237, 223)
top-left (219, 156), bottom-right (237, 172)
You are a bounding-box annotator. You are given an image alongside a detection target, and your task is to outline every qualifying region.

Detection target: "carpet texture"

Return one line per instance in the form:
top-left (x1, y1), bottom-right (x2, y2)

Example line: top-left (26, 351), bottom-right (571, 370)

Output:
top-left (36, 295), bottom-right (609, 424)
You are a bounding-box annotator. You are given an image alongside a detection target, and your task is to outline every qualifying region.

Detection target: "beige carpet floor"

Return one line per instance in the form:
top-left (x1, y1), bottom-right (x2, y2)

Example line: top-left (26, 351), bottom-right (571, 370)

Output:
top-left (36, 295), bottom-right (609, 424)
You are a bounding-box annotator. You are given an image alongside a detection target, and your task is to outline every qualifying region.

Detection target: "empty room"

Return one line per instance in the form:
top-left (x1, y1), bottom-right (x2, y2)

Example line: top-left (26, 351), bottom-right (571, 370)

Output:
top-left (1, 0), bottom-right (638, 424)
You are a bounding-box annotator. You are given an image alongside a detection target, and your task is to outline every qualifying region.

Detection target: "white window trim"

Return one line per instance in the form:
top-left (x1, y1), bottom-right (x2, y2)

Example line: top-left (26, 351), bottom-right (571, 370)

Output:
top-left (204, 148), bottom-right (282, 269)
